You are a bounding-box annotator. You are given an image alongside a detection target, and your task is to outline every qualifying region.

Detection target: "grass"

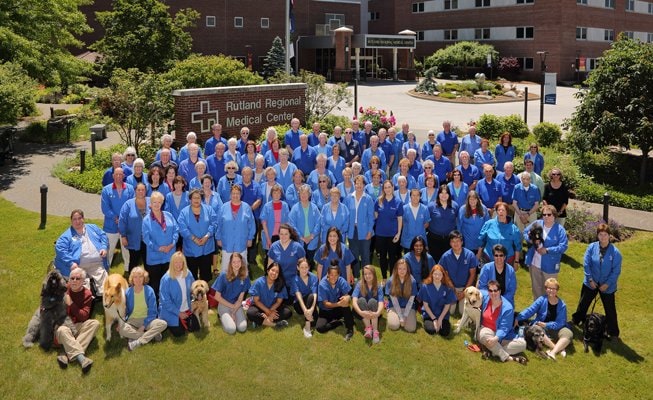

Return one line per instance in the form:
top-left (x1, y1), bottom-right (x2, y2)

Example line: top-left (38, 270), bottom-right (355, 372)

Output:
top-left (1, 196), bottom-right (651, 399)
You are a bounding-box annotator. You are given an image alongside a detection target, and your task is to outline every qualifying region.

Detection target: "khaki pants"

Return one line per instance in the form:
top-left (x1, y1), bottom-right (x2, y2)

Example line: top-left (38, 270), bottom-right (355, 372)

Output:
top-left (119, 317), bottom-right (167, 345)
top-left (387, 309), bottom-right (417, 333)
top-left (56, 319), bottom-right (100, 361)
top-left (479, 327), bottom-right (526, 362)
top-left (529, 266), bottom-right (558, 300)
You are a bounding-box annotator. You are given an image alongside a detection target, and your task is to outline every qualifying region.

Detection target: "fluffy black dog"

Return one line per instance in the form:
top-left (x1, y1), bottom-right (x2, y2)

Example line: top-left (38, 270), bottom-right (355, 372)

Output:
top-left (525, 324), bottom-right (548, 358)
top-left (22, 270), bottom-right (76, 350)
top-left (583, 312), bottom-right (606, 353)
top-left (528, 223), bottom-right (544, 247)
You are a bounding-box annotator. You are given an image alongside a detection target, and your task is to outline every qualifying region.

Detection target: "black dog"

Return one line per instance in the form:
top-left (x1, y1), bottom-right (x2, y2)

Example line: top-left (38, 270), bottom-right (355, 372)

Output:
top-left (583, 312), bottom-right (606, 353)
top-left (524, 325), bottom-right (548, 358)
top-left (528, 223), bottom-right (544, 247)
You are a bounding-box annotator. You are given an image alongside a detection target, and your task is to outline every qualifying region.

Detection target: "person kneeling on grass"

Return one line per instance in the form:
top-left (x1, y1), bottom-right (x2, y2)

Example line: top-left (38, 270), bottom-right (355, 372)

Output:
top-left (418, 265), bottom-right (456, 337)
top-left (212, 253), bottom-right (251, 335)
top-left (121, 267), bottom-right (167, 351)
top-left (352, 265), bottom-right (384, 344)
top-left (247, 263), bottom-right (292, 329)
top-left (316, 261), bottom-right (354, 341)
top-left (385, 259), bottom-right (418, 333)
top-left (478, 280), bottom-right (527, 364)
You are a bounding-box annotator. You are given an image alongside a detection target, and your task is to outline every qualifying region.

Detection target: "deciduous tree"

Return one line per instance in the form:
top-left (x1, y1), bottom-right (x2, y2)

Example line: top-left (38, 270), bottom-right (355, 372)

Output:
top-left (164, 55), bottom-right (264, 89)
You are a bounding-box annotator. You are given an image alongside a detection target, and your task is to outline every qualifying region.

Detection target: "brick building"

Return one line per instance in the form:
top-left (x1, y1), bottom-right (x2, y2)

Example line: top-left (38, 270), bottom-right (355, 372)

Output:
top-left (79, 0), bottom-right (653, 82)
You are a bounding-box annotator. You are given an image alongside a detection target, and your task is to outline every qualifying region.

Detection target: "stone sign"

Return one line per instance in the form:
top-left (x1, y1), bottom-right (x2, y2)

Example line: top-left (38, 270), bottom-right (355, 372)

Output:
top-left (173, 83), bottom-right (307, 145)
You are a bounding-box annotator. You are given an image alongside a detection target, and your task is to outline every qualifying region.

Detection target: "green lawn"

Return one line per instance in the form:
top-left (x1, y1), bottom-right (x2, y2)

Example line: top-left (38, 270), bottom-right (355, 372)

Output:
top-left (1, 197), bottom-right (651, 399)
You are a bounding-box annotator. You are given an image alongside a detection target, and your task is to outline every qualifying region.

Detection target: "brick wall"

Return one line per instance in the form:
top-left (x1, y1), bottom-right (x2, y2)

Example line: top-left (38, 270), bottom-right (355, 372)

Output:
top-left (172, 83), bottom-right (307, 146)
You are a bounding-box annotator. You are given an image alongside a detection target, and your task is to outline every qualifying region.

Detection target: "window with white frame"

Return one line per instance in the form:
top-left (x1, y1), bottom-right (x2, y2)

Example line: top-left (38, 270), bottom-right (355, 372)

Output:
top-left (521, 57), bottom-right (534, 70)
top-left (444, 29), bottom-right (458, 40)
top-left (649, 2), bottom-right (653, 13)
top-left (206, 16), bottom-right (216, 28)
top-left (476, 0), bottom-right (490, 7)
top-left (576, 27), bottom-right (587, 40)
top-left (234, 17), bottom-right (243, 28)
top-left (516, 0), bottom-right (534, 3)
top-left (412, 2), bottom-right (425, 13)
top-left (416, 31), bottom-right (425, 41)
top-left (604, 29), bottom-right (614, 41)
top-left (516, 26), bottom-right (534, 39)
top-left (648, 33), bottom-right (653, 43)
top-left (475, 28), bottom-right (490, 40)
top-left (577, 0), bottom-right (587, 4)
top-left (261, 18), bottom-right (269, 29)
top-left (623, 31), bottom-right (634, 39)
top-left (444, 0), bottom-right (458, 10)
top-left (368, 11), bottom-right (380, 21)
top-left (626, 0), bottom-right (634, 11)
top-left (604, 0), bottom-right (615, 8)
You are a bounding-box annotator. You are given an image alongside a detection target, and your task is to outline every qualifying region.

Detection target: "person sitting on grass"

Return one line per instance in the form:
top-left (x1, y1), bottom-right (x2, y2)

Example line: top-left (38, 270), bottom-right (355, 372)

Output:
top-left (292, 258), bottom-right (319, 338)
top-left (316, 262), bottom-right (355, 341)
top-left (247, 263), bottom-right (292, 329)
top-left (385, 259), bottom-right (418, 333)
top-left (352, 265), bottom-right (384, 344)
top-left (121, 267), bottom-right (167, 351)
top-left (418, 265), bottom-right (456, 337)
top-left (212, 253), bottom-right (251, 335)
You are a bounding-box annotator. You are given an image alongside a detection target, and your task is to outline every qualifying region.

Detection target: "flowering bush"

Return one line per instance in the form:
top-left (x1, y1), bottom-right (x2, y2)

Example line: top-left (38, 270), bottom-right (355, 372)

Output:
top-left (357, 106), bottom-right (397, 131)
top-left (565, 208), bottom-right (633, 243)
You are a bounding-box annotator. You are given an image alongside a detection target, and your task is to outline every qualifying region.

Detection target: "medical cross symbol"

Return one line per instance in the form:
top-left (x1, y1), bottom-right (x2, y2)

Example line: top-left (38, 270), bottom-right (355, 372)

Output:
top-left (191, 101), bottom-right (219, 133)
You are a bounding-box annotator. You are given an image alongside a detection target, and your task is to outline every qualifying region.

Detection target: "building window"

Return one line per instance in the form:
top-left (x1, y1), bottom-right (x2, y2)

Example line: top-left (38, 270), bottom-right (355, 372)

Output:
top-left (444, 0), bottom-right (458, 10)
top-left (444, 29), bottom-right (458, 40)
top-left (588, 58), bottom-right (601, 70)
top-left (475, 28), bottom-right (490, 40)
top-left (417, 31), bottom-right (425, 41)
top-left (206, 16), bottom-right (216, 28)
top-left (604, 0), bottom-right (615, 8)
top-left (648, 33), bottom-right (653, 43)
top-left (234, 17), bottom-right (243, 28)
top-left (261, 18), bottom-right (269, 29)
top-left (476, 0), bottom-right (490, 6)
top-left (604, 29), bottom-right (615, 41)
top-left (623, 31), bottom-right (634, 39)
top-left (412, 2), bottom-right (425, 13)
top-left (516, 0), bottom-right (534, 3)
top-left (626, 0), bottom-right (634, 11)
top-left (516, 26), bottom-right (534, 39)
top-left (649, 3), bottom-right (653, 14)
top-left (577, 0), bottom-right (587, 4)
top-left (576, 27), bottom-right (587, 40)
top-left (521, 57), bottom-right (534, 70)
top-left (368, 11), bottom-right (380, 21)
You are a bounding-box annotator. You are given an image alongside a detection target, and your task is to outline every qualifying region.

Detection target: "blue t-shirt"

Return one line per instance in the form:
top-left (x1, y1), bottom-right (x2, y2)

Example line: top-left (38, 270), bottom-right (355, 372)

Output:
top-left (211, 273), bottom-right (251, 304)
top-left (374, 196), bottom-right (404, 237)
top-left (418, 283), bottom-right (456, 319)
top-left (249, 276), bottom-right (288, 308)
top-left (384, 275), bottom-right (418, 308)
top-left (318, 276), bottom-right (352, 305)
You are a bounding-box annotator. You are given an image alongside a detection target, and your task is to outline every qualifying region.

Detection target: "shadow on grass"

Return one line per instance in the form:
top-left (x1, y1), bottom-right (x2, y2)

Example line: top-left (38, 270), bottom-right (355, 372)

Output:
top-left (561, 253), bottom-right (582, 269)
top-left (608, 339), bottom-right (645, 363)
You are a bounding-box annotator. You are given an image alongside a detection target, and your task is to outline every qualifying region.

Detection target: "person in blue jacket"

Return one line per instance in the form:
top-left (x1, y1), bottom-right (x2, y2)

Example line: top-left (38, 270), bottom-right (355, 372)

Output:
top-left (385, 259), bottom-right (418, 333)
top-left (571, 223), bottom-right (622, 339)
top-left (217, 161), bottom-right (243, 203)
top-left (401, 189), bottom-right (430, 252)
top-left (327, 144), bottom-right (347, 184)
top-left (402, 236), bottom-right (435, 284)
top-left (211, 253), bottom-right (251, 335)
top-left (512, 172), bottom-right (541, 234)
top-left (516, 277), bottom-right (572, 360)
top-left (216, 184), bottom-right (256, 274)
top-left (436, 120), bottom-right (459, 165)
top-left (345, 176), bottom-right (375, 279)
top-left (439, 231), bottom-right (478, 315)
top-left (447, 169), bottom-right (469, 206)
top-left (473, 138), bottom-right (496, 170)
top-left (260, 185), bottom-right (291, 254)
top-left (120, 267), bottom-right (167, 351)
top-left (426, 184), bottom-right (459, 262)
top-left (418, 265), bottom-right (457, 336)
top-left (142, 191), bottom-right (179, 299)
top-left (320, 187), bottom-right (350, 242)
top-left (524, 143), bottom-right (545, 175)
top-left (102, 152), bottom-right (132, 187)
top-left (119, 183), bottom-right (149, 273)
top-left (284, 118), bottom-right (303, 154)
top-left (54, 209), bottom-right (109, 291)
top-left (478, 280), bottom-right (527, 363)
top-left (352, 265), bottom-right (384, 344)
top-left (291, 134), bottom-right (318, 176)
top-left (457, 190), bottom-right (489, 254)
top-left (316, 263), bottom-right (354, 341)
top-left (315, 227), bottom-right (355, 281)
top-left (284, 169), bottom-right (305, 210)
top-left (496, 161), bottom-right (519, 205)
top-left (272, 149), bottom-right (298, 191)
top-left (288, 185), bottom-right (321, 266)
top-left (523, 205), bottom-right (569, 300)
top-left (374, 180), bottom-right (404, 281)
top-left (292, 258), bottom-right (319, 338)
top-left (494, 132), bottom-right (515, 173)
top-left (101, 167), bottom-right (134, 268)
top-left (476, 165), bottom-right (503, 210)
top-left (158, 251), bottom-right (195, 337)
top-left (267, 223), bottom-right (307, 297)
top-left (247, 263), bottom-right (292, 329)
top-left (478, 244), bottom-right (517, 307)
top-left (477, 202), bottom-right (522, 266)
top-left (177, 189), bottom-right (216, 282)
top-left (456, 151), bottom-right (481, 190)
top-left (164, 175), bottom-right (189, 222)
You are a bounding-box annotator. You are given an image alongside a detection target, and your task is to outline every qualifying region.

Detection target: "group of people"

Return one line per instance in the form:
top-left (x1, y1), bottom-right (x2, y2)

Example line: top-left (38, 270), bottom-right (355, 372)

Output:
top-left (48, 118), bottom-right (621, 367)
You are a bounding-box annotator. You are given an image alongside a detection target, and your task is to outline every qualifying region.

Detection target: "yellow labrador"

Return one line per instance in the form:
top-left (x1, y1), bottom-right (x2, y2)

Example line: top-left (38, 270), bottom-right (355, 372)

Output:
top-left (454, 286), bottom-right (484, 342)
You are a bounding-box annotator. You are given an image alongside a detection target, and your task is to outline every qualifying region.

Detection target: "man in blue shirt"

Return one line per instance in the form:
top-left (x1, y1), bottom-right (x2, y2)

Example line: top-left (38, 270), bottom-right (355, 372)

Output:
top-left (204, 123), bottom-right (228, 158)
top-left (477, 165), bottom-right (503, 211)
top-left (291, 134), bottom-right (317, 176)
top-left (460, 125), bottom-right (481, 164)
top-left (284, 118), bottom-right (303, 155)
top-left (436, 120), bottom-right (459, 165)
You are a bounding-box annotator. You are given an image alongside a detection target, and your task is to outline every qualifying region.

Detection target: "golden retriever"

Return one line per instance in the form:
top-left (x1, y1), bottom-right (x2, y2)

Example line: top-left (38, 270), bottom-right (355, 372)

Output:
top-left (191, 280), bottom-right (210, 329)
top-left (454, 286), bottom-right (484, 341)
top-left (103, 273), bottom-right (128, 341)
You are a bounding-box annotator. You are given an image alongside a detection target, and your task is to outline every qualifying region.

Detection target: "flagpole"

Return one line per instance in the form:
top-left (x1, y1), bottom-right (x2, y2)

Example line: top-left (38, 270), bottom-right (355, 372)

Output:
top-left (285, 0), bottom-right (291, 74)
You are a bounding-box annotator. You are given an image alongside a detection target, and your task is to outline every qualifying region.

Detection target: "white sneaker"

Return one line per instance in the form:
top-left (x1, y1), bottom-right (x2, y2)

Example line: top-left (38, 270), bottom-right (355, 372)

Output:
top-left (303, 328), bottom-right (313, 338)
top-left (128, 339), bottom-right (141, 352)
top-left (560, 350), bottom-right (567, 358)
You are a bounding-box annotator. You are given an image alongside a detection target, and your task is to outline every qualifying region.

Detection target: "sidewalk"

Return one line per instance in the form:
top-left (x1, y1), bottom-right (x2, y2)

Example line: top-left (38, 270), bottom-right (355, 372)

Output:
top-left (568, 199), bottom-right (653, 232)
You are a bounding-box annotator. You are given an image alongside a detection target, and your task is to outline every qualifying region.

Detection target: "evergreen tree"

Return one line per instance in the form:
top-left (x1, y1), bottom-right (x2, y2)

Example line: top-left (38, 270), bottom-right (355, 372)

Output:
top-left (261, 36), bottom-right (287, 79)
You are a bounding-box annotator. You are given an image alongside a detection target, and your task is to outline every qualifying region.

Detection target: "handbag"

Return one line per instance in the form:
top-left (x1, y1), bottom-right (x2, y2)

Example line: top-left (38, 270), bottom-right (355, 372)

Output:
top-left (180, 310), bottom-right (200, 332)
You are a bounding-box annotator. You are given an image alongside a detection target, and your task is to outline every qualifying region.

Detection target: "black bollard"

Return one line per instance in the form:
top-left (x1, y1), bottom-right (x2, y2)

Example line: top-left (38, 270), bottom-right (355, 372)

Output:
top-left (90, 132), bottom-right (96, 156)
top-left (39, 184), bottom-right (48, 230)
top-left (80, 149), bottom-right (86, 173)
top-left (524, 87), bottom-right (528, 125)
top-left (354, 78), bottom-right (358, 120)
top-left (603, 192), bottom-right (610, 223)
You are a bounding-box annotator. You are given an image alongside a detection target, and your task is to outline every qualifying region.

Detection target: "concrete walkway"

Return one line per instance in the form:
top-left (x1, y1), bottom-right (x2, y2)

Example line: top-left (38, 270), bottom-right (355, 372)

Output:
top-left (1, 94), bottom-right (652, 231)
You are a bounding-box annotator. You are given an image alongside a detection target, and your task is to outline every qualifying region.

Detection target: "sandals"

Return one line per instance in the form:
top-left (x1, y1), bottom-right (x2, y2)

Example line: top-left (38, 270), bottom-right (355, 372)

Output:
top-left (511, 355), bottom-right (528, 365)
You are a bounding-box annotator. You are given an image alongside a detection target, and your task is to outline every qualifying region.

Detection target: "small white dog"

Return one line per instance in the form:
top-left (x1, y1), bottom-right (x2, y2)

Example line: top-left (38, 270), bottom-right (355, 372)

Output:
top-left (454, 286), bottom-right (484, 341)
top-left (103, 273), bottom-right (128, 341)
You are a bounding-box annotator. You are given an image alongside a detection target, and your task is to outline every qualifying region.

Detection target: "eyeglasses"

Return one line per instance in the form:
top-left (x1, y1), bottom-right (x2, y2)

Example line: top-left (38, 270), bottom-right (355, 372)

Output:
top-left (127, 154), bottom-right (136, 157)
top-left (488, 289), bottom-right (500, 293)
top-left (319, 180), bottom-right (327, 183)
top-left (551, 173), bottom-right (561, 176)
top-left (542, 213), bottom-right (553, 217)
top-left (546, 287), bottom-right (558, 291)
top-left (69, 276), bottom-right (82, 281)
top-left (226, 167), bottom-right (236, 170)
top-left (493, 254), bottom-right (505, 258)
top-left (424, 166), bottom-right (432, 169)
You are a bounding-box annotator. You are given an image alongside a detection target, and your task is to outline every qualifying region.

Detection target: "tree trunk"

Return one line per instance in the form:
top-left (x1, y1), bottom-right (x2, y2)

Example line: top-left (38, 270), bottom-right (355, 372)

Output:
top-left (640, 145), bottom-right (650, 186)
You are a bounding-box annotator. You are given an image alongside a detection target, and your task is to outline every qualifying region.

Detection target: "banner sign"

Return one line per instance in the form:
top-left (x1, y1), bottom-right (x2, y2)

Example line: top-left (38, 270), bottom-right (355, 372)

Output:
top-left (544, 72), bottom-right (557, 105)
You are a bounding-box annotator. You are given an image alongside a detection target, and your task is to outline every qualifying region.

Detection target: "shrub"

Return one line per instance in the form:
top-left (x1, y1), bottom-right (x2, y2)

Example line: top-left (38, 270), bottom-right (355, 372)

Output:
top-left (565, 208), bottom-right (633, 243)
top-left (0, 62), bottom-right (38, 124)
top-left (358, 106), bottom-right (397, 132)
top-left (319, 115), bottom-right (351, 135)
top-left (476, 114), bottom-right (504, 140)
top-left (532, 122), bottom-right (563, 147)
top-left (502, 114), bottom-right (530, 139)
top-left (438, 92), bottom-right (458, 99)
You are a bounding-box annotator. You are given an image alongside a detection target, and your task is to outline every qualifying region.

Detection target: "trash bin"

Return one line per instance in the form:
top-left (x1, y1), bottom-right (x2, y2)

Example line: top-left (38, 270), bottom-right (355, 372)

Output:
top-left (90, 124), bottom-right (107, 141)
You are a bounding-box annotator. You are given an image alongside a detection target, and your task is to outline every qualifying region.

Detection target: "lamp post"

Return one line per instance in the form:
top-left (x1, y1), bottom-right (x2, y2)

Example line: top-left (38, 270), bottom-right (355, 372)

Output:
top-left (537, 51), bottom-right (548, 123)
